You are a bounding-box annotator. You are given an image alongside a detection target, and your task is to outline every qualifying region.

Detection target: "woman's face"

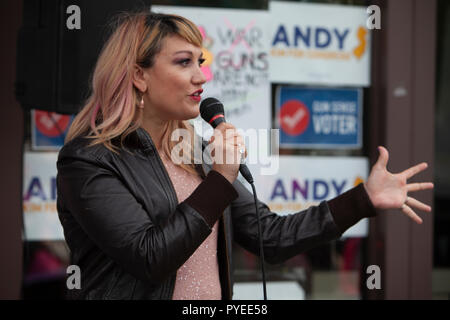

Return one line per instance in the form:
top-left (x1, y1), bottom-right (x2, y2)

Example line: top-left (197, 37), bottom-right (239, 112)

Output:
top-left (142, 34), bottom-right (206, 122)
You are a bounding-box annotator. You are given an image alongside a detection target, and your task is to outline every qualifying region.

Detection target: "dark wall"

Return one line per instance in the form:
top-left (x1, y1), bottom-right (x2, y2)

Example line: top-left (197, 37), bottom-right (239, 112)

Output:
top-left (0, 0), bottom-right (24, 299)
top-left (367, 0), bottom-right (436, 299)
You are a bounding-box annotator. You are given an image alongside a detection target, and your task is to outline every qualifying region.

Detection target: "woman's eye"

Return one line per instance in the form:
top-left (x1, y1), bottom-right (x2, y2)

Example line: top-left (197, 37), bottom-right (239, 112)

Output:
top-left (177, 58), bottom-right (205, 67)
top-left (179, 59), bottom-right (190, 66)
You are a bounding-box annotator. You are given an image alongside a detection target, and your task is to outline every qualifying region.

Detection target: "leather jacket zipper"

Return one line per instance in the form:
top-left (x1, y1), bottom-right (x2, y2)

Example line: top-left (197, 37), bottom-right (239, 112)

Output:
top-left (153, 151), bottom-right (178, 299)
top-left (138, 128), bottom-right (178, 211)
top-left (138, 128), bottom-right (179, 299)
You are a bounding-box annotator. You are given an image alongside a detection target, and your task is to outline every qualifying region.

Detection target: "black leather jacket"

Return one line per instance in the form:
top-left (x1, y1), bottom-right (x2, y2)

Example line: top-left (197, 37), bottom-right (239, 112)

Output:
top-left (56, 127), bottom-right (376, 299)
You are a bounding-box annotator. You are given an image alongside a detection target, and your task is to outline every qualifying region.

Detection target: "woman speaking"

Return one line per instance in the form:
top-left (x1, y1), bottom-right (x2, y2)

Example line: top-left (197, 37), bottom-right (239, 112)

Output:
top-left (56, 11), bottom-right (433, 300)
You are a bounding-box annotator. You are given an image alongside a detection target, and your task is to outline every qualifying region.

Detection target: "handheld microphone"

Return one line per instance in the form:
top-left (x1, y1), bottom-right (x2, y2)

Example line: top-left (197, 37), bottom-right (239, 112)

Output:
top-left (200, 97), bottom-right (254, 184)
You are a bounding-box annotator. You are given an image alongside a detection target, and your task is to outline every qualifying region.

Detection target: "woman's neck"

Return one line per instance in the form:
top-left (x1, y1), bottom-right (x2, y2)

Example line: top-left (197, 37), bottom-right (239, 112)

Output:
top-left (140, 117), bottom-right (169, 151)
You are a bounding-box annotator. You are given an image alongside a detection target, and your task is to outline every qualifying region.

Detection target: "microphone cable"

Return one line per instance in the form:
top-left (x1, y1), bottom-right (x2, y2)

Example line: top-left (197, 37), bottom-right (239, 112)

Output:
top-left (250, 181), bottom-right (267, 300)
top-left (235, 164), bottom-right (267, 300)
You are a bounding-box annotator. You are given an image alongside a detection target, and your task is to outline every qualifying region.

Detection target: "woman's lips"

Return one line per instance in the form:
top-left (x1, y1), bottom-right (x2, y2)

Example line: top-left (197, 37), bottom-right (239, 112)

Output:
top-left (189, 89), bottom-right (203, 102)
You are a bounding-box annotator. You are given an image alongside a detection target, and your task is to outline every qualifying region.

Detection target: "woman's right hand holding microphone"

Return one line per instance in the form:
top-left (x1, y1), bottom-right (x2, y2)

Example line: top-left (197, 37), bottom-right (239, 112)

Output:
top-left (209, 123), bottom-right (247, 184)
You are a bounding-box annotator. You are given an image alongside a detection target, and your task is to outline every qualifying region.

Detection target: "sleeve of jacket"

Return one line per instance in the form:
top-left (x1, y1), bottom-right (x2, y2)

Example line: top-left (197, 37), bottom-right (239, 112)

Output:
top-left (230, 179), bottom-right (377, 264)
top-left (57, 155), bottom-right (238, 285)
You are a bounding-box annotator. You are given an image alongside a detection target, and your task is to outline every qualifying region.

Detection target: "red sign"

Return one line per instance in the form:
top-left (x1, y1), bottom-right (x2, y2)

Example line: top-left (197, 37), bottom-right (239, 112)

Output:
top-left (35, 111), bottom-right (71, 138)
top-left (279, 100), bottom-right (310, 136)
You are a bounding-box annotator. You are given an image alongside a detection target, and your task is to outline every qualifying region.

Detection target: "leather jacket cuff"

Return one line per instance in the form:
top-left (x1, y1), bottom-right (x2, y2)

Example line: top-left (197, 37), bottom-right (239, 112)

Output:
top-left (327, 183), bottom-right (378, 234)
top-left (184, 170), bottom-right (239, 227)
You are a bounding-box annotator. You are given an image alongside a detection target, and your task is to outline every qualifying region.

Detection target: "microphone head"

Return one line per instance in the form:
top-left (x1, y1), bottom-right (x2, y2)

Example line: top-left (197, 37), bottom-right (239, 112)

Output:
top-left (200, 97), bottom-right (226, 128)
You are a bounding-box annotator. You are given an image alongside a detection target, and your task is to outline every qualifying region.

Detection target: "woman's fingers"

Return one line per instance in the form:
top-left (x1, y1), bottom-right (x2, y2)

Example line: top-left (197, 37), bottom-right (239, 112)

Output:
top-left (236, 144), bottom-right (248, 159)
top-left (212, 126), bottom-right (247, 164)
top-left (400, 195), bottom-right (432, 224)
top-left (406, 182), bottom-right (434, 192)
top-left (405, 196), bottom-right (432, 212)
top-left (401, 204), bottom-right (423, 224)
top-left (400, 162), bottom-right (428, 179)
top-left (221, 127), bottom-right (247, 159)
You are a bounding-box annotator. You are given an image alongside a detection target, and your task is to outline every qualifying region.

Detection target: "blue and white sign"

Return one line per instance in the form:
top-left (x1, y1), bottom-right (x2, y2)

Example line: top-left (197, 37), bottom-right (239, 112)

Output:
top-left (276, 86), bottom-right (362, 149)
top-left (269, 1), bottom-right (371, 86)
top-left (253, 155), bottom-right (369, 238)
top-left (23, 152), bottom-right (64, 240)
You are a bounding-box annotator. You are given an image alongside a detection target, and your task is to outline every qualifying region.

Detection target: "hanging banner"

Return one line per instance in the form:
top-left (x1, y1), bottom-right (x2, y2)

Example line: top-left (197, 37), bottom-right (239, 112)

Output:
top-left (269, 1), bottom-right (371, 86)
top-left (276, 86), bottom-right (362, 149)
top-left (32, 110), bottom-right (74, 151)
top-left (254, 155), bottom-right (369, 238)
top-left (152, 5), bottom-right (271, 133)
top-left (23, 152), bottom-right (64, 240)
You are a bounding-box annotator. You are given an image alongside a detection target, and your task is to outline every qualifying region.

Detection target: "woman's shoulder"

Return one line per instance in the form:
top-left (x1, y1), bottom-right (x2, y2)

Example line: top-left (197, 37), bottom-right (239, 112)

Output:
top-left (58, 136), bottom-right (110, 163)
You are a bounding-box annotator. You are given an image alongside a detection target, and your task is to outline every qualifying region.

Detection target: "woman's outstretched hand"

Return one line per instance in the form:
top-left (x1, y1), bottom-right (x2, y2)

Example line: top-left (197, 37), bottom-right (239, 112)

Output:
top-left (364, 146), bottom-right (434, 224)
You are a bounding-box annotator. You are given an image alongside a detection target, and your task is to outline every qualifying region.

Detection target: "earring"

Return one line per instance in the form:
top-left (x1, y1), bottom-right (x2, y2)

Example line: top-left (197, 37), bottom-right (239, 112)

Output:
top-left (139, 96), bottom-right (144, 109)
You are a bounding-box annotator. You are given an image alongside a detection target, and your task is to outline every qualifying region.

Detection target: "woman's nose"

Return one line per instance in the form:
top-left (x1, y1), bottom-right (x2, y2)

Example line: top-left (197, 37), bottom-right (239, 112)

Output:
top-left (192, 66), bottom-right (207, 85)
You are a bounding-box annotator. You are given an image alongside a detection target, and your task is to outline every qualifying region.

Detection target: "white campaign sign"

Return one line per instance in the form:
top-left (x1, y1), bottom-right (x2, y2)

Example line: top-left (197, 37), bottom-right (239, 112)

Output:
top-left (23, 152), bottom-right (64, 240)
top-left (269, 1), bottom-right (371, 86)
top-left (253, 155), bottom-right (370, 238)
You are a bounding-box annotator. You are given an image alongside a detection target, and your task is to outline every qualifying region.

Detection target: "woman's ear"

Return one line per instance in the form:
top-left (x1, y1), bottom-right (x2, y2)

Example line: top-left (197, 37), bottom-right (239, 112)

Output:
top-left (132, 65), bottom-right (148, 93)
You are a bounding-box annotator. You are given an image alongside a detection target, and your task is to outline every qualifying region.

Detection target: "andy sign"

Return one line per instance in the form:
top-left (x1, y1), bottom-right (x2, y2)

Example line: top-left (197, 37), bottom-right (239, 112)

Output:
top-left (23, 152), bottom-right (64, 240)
top-left (269, 1), bottom-right (371, 86)
top-left (254, 155), bottom-right (369, 237)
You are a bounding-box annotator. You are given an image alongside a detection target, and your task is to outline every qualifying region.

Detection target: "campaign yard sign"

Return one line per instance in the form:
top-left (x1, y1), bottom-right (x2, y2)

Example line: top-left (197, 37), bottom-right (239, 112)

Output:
top-left (276, 86), bottom-right (362, 149)
top-left (269, 1), bottom-right (371, 86)
top-left (253, 155), bottom-right (369, 238)
top-left (23, 152), bottom-right (64, 240)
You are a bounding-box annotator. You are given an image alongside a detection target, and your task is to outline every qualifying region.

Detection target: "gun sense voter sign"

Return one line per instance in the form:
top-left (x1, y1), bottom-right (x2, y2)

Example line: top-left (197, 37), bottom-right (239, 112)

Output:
top-left (276, 86), bottom-right (362, 149)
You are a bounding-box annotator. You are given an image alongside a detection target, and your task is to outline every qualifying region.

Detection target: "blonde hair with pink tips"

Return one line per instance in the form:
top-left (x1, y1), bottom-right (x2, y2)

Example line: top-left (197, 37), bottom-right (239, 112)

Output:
top-left (65, 11), bottom-right (203, 174)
